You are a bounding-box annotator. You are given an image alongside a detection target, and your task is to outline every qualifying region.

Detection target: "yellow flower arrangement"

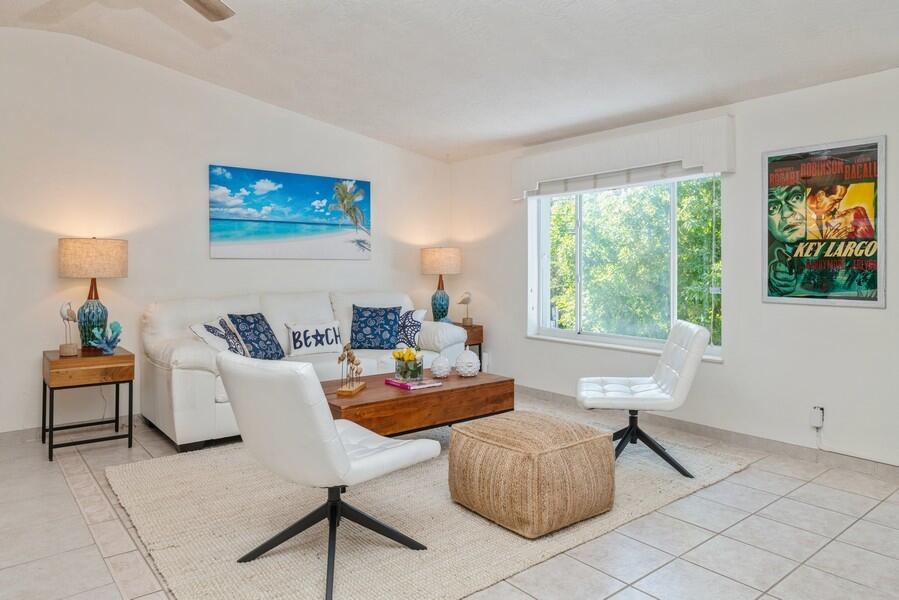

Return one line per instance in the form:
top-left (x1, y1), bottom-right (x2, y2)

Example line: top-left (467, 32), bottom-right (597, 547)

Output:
top-left (392, 347), bottom-right (418, 361)
top-left (392, 346), bottom-right (423, 381)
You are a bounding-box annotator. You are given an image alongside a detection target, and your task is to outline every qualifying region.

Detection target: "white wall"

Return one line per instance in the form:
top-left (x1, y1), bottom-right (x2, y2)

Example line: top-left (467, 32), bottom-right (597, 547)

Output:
top-left (0, 28), bottom-right (452, 432)
top-left (449, 69), bottom-right (899, 465)
top-left (4, 28), bottom-right (897, 466)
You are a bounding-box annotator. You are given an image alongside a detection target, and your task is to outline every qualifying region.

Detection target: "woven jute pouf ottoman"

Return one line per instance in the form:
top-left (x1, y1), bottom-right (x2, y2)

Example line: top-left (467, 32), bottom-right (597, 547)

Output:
top-left (448, 410), bottom-right (614, 538)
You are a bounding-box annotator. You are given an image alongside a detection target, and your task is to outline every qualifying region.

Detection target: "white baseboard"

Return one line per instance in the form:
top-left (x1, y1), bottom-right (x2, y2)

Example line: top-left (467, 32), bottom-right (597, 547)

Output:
top-left (516, 384), bottom-right (899, 484)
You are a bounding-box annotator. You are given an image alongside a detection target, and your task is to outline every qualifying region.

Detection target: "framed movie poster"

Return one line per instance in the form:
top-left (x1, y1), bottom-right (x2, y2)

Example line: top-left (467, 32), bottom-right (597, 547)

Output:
top-left (763, 137), bottom-right (885, 307)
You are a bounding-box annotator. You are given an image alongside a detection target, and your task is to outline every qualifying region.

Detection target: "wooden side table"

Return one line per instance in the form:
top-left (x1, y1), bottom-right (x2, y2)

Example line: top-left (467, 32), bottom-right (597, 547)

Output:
top-left (454, 322), bottom-right (484, 371)
top-left (42, 347), bottom-right (135, 461)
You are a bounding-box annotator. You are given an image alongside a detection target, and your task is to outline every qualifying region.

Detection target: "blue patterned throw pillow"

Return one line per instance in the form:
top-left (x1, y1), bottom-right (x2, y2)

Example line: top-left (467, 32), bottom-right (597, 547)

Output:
top-left (397, 309), bottom-right (425, 348)
top-left (350, 305), bottom-right (400, 349)
top-left (228, 313), bottom-right (284, 360)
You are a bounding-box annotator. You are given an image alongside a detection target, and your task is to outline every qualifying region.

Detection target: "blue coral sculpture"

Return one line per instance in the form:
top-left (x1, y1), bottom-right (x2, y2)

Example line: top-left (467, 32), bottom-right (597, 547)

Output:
top-left (89, 321), bottom-right (122, 354)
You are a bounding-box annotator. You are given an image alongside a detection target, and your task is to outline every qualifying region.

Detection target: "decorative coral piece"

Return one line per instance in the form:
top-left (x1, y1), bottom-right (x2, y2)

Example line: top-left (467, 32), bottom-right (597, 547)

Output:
top-left (89, 321), bottom-right (122, 355)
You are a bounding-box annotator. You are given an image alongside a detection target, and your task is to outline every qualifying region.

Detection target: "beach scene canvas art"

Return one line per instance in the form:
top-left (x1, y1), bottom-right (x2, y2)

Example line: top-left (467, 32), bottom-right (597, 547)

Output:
top-left (209, 165), bottom-right (371, 259)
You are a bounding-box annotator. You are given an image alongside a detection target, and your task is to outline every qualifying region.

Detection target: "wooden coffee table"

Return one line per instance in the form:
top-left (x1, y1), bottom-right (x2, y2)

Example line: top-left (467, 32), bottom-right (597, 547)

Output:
top-left (323, 370), bottom-right (514, 436)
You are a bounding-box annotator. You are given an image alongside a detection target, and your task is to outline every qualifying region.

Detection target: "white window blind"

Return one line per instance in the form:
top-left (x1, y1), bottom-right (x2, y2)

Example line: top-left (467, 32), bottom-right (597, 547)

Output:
top-left (528, 161), bottom-right (702, 197)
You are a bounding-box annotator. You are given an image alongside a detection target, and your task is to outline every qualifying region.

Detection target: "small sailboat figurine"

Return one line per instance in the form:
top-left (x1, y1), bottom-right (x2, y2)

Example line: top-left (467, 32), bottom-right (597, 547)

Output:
top-left (59, 302), bottom-right (79, 356)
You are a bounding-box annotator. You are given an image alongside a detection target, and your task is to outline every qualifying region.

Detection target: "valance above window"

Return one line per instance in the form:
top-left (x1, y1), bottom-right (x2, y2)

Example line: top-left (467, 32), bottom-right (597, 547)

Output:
top-left (515, 115), bottom-right (735, 200)
top-left (529, 161), bottom-right (702, 196)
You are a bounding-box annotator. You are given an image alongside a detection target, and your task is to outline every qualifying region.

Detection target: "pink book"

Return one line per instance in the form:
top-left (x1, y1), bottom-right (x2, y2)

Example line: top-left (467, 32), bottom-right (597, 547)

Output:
top-left (384, 378), bottom-right (444, 391)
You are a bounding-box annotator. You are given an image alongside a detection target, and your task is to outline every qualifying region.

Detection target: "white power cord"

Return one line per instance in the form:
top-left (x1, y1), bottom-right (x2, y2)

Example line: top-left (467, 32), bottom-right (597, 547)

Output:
top-left (98, 387), bottom-right (110, 421)
top-left (815, 424), bottom-right (827, 452)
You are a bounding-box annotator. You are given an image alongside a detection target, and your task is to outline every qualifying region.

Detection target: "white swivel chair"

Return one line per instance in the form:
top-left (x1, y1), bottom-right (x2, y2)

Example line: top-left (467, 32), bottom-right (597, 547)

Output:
top-left (217, 353), bottom-right (441, 600)
top-left (576, 320), bottom-right (710, 478)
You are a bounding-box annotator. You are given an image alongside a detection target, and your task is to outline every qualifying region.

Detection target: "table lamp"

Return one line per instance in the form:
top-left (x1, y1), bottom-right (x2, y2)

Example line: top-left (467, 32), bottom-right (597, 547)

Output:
top-left (58, 238), bottom-right (128, 348)
top-left (420, 247), bottom-right (461, 322)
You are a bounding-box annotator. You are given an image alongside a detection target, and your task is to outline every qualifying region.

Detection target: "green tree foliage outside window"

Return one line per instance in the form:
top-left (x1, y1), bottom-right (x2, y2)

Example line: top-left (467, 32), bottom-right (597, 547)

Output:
top-left (580, 186), bottom-right (671, 340)
top-left (545, 175), bottom-right (721, 346)
top-left (548, 196), bottom-right (577, 330)
top-left (676, 177), bottom-right (722, 346)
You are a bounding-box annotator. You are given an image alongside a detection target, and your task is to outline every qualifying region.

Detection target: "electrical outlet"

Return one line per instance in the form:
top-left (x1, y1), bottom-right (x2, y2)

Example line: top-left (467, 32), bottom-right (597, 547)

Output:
top-left (810, 406), bottom-right (825, 429)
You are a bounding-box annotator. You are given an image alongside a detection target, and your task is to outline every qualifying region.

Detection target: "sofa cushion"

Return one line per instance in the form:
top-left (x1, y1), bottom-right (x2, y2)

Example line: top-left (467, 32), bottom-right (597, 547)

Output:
top-left (261, 292), bottom-right (335, 354)
top-left (285, 350), bottom-right (438, 381)
top-left (353, 349), bottom-right (438, 373)
top-left (284, 352), bottom-right (377, 382)
top-left (144, 294), bottom-right (261, 340)
top-left (228, 313), bottom-right (285, 360)
top-left (350, 305), bottom-right (400, 349)
top-left (331, 291), bottom-right (413, 346)
top-left (214, 349), bottom-right (440, 404)
top-left (286, 320), bottom-right (343, 356)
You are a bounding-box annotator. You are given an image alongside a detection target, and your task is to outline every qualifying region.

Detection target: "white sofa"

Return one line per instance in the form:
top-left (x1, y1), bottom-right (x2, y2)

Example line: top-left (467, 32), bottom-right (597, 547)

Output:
top-left (141, 291), bottom-right (468, 449)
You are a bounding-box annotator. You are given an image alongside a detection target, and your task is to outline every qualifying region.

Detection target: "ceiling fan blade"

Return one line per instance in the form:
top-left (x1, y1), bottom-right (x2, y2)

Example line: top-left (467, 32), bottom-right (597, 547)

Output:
top-left (182, 0), bottom-right (235, 22)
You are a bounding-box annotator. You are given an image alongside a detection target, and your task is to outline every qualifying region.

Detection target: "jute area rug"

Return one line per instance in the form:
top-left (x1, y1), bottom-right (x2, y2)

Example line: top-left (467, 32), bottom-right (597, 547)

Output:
top-left (106, 395), bottom-right (760, 600)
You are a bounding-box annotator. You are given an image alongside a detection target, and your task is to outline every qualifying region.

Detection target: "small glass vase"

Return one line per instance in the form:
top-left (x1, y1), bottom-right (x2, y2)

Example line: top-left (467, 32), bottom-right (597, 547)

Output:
top-left (394, 356), bottom-right (424, 382)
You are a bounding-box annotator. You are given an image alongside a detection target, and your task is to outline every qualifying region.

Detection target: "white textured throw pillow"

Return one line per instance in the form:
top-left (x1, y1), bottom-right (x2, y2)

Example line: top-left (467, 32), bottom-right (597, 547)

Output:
top-left (189, 316), bottom-right (248, 356)
top-left (286, 320), bottom-right (343, 356)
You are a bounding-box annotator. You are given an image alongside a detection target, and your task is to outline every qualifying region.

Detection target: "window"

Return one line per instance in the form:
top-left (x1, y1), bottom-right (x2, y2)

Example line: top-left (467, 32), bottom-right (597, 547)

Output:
top-left (537, 174), bottom-right (721, 349)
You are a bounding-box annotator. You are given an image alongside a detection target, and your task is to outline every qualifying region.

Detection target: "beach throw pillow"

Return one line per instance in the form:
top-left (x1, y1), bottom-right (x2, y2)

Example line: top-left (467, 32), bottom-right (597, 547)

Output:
top-left (189, 317), bottom-right (247, 356)
top-left (286, 320), bottom-right (343, 357)
top-left (396, 309), bottom-right (425, 348)
top-left (228, 313), bottom-right (284, 360)
top-left (350, 305), bottom-right (400, 349)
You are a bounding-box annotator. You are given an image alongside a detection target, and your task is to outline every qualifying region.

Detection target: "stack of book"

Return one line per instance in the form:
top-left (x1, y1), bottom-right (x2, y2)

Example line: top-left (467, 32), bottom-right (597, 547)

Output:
top-left (384, 378), bottom-right (444, 391)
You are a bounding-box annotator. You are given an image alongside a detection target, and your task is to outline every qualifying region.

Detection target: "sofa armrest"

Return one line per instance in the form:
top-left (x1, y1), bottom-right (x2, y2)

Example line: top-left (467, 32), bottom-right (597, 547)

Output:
top-left (144, 336), bottom-right (219, 374)
top-left (418, 321), bottom-right (467, 353)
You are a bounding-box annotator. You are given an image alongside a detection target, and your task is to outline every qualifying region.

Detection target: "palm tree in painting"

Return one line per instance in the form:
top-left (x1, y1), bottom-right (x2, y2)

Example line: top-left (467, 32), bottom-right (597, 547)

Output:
top-left (329, 180), bottom-right (370, 235)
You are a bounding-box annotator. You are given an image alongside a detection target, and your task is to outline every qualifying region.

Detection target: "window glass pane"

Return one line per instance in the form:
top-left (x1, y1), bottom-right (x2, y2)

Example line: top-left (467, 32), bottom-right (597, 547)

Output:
top-left (581, 184), bottom-right (671, 339)
top-left (547, 195), bottom-right (577, 330)
top-left (677, 177), bottom-right (722, 346)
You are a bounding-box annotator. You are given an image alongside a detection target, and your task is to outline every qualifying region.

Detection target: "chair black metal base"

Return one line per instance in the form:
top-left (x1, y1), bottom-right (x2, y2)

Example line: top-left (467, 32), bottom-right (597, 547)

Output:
top-left (613, 410), bottom-right (693, 478)
top-left (238, 486), bottom-right (426, 600)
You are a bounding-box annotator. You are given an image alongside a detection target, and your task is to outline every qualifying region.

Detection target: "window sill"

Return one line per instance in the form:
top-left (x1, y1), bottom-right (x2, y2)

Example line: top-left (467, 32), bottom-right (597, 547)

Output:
top-left (525, 333), bottom-right (723, 364)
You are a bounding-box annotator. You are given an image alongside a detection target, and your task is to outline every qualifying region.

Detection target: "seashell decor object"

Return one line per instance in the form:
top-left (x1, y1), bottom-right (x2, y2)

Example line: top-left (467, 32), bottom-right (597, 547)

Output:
top-left (454, 347), bottom-right (480, 377)
top-left (430, 355), bottom-right (452, 378)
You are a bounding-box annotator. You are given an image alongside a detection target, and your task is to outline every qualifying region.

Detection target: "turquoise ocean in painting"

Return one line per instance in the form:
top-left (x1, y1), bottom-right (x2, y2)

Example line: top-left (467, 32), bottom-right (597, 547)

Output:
top-left (209, 164), bottom-right (371, 259)
top-left (210, 219), bottom-right (357, 242)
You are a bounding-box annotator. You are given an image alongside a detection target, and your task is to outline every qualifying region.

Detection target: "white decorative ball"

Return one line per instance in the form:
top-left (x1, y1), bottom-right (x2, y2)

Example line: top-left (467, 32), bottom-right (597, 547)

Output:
top-left (454, 348), bottom-right (480, 377)
top-left (431, 355), bottom-right (452, 378)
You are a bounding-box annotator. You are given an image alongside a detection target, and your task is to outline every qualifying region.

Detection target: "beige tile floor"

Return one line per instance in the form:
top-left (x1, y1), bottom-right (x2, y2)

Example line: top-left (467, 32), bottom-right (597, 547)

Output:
top-left (1, 413), bottom-right (898, 600)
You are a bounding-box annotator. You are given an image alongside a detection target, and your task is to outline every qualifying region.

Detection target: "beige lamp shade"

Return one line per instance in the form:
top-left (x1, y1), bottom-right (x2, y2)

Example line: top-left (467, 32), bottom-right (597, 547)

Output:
top-left (421, 247), bottom-right (461, 275)
top-left (58, 238), bottom-right (128, 279)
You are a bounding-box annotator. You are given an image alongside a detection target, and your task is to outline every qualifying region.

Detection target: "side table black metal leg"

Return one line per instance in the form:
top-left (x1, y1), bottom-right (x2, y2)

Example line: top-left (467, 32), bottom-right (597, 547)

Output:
top-left (115, 383), bottom-right (120, 433)
top-left (42, 382), bottom-right (47, 444)
top-left (48, 388), bottom-right (54, 461)
top-left (128, 380), bottom-right (133, 448)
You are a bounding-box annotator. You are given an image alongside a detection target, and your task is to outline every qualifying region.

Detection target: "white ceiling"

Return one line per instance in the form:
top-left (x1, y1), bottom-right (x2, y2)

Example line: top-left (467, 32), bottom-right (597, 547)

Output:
top-left (4, 0), bottom-right (899, 161)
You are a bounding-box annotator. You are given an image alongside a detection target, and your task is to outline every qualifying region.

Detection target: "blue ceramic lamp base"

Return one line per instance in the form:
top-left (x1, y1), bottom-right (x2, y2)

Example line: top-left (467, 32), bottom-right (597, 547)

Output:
top-left (431, 274), bottom-right (451, 322)
top-left (77, 278), bottom-right (108, 348)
